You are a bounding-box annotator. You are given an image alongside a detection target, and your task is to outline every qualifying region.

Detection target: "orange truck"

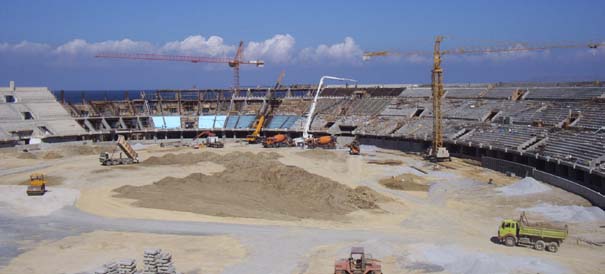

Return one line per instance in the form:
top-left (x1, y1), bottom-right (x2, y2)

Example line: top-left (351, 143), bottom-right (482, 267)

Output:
top-left (305, 135), bottom-right (337, 149)
top-left (262, 134), bottom-right (292, 148)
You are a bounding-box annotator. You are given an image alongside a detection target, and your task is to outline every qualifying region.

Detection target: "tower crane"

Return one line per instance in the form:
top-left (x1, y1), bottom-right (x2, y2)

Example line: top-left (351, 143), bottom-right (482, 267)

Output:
top-left (364, 37), bottom-right (604, 162)
top-left (95, 41), bottom-right (264, 91)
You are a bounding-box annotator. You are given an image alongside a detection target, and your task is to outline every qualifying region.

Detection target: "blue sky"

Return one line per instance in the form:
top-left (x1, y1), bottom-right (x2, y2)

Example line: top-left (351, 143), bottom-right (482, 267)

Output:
top-left (1, 0), bottom-right (603, 90)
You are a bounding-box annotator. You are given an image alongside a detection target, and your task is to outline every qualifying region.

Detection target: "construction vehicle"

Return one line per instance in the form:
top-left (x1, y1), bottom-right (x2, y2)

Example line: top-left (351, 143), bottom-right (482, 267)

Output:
top-left (296, 76), bottom-right (356, 147)
top-left (305, 135), bottom-right (337, 149)
top-left (246, 115), bottom-right (266, 144)
top-left (192, 131), bottom-right (224, 148)
top-left (345, 140), bottom-right (360, 155)
top-left (96, 41), bottom-right (264, 91)
top-left (26, 173), bottom-right (46, 196)
top-left (262, 134), bottom-right (293, 148)
top-left (334, 247), bottom-right (382, 274)
top-left (246, 70), bottom-right (285, 144)
top-left (498, 212), bottom-right (568, 252)
top-left (99, 135), bottom-right (139, 165)
top-left (364, 38), bottom-right (603, 162)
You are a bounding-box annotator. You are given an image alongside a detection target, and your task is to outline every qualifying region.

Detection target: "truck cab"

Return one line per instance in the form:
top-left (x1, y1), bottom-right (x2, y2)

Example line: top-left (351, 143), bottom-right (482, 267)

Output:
top-left (498, 219), bottom-right (518, 245)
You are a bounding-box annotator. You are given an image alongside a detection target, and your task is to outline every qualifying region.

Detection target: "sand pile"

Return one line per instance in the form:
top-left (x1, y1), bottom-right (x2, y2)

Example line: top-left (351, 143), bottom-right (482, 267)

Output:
top-left (380, 173), bottom-right (430, 191)
top-left (367, 159), bottom-right (403, 166)
top-left (496, 177), bottom-right (550, 196)
top-left (41, 151), bottom-right (63, 159)
top-left (117, 152), bottom-right (389, 220)
top-left (17, 152), bottom-right (37, 159)
top-left (523, 203), bottom-right (605, 223)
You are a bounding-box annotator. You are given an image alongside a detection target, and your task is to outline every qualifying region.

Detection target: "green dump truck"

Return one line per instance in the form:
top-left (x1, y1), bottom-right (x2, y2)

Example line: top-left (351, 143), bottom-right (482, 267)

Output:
top-left (498, 212), bottom-right (568, 252)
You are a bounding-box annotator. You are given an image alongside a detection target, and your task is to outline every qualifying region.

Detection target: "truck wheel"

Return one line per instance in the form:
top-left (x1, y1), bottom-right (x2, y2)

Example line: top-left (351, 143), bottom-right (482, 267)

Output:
top-left (547, 242), bottom-right (558, 253)
top-left (504, 236), bottom-right (516, 247)
top-left (534, 240), bottom-right (545, 251)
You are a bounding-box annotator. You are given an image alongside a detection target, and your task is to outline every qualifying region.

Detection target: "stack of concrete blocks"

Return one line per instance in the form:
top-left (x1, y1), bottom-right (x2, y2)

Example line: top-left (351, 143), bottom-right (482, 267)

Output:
top-left (156, 251), bottom-right (177, 274)
top-left (142, 248), bottom-right (179, 274)
top-left (93, 262), bottom-right (119, 274)
top-left (117, 259), bottom-right (137, 274)
top-left (142, 248), bottom-right (161, 274)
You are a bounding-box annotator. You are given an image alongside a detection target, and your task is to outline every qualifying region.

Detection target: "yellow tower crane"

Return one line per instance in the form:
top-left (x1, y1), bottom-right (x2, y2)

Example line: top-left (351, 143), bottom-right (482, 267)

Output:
top-left (364, 37), bottom-right (603, 162)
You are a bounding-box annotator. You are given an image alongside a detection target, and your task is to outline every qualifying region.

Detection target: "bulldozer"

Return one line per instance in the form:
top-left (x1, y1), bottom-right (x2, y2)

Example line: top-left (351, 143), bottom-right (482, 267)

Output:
top-left (334, 247), bottom-right (382, 274)
top-left (26, 173), bottom-right (46, 196)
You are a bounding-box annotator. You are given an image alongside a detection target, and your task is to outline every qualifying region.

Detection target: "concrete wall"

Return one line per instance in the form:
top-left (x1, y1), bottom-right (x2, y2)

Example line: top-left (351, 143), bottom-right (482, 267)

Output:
top-left (481, 156), bottom-right (605, 208)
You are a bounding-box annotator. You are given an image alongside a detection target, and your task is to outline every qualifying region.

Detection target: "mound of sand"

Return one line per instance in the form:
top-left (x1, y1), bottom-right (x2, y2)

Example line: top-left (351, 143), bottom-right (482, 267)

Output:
top-left (496, 177), bottom-right (550, 196)
top-left (116, 152), bottom-right (389, 220)
top-left (367, 159), bottom-right (403, 166)
top-left (523, 203), bottom-right (605, 223)
top-left (380, 173), bottom-right (430, 192)
top-left (41, 151), bottom-right (63, 159)
top-left (143, 151), bottom-right (281, 166)
top-left (17, 152), bottom-right (37, 159)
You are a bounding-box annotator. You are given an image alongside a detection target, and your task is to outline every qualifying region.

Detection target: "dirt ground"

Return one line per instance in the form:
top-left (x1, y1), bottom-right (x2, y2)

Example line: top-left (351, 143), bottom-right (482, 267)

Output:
top-left (0, 231), bottom-right (245, 274)
top-left (0, 141), bottom-right (603, 274)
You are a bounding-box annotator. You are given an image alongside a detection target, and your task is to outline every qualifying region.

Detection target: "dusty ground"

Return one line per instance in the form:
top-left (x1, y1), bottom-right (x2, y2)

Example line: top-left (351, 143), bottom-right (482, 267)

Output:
top-left (0, 141), bottom-right (603, 274)
top-left (0, 231), bottom-right (245, 274)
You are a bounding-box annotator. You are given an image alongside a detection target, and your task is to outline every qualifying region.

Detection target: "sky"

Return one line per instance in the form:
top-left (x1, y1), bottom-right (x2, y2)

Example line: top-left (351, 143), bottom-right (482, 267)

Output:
top-left (0, 0), bottom-right (604, 90)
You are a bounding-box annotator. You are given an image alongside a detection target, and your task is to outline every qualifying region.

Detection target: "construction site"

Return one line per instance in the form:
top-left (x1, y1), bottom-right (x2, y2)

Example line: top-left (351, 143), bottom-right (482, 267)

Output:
top-left (1, 36), bottom-right (605, 274)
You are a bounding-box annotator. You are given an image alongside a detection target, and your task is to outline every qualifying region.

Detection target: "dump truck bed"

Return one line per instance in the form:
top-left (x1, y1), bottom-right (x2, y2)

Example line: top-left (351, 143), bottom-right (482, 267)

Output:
top-left (519, 223), bottom-right (568, 240)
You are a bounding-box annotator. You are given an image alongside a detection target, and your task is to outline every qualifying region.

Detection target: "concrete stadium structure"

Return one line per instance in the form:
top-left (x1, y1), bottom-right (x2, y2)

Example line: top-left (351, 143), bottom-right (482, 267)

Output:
top-left (1, 81), bottom-right (604, 205)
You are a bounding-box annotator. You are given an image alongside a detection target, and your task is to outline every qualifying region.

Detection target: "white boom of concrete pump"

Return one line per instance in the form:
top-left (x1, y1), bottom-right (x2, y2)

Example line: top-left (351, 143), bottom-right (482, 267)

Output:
top-left (298, 76), bottom-right (356, 146)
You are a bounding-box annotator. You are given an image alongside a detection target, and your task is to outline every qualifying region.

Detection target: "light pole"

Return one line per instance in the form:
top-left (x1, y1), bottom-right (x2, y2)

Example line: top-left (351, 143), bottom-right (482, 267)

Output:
top-left (302, 76), bottom-right (357, 140)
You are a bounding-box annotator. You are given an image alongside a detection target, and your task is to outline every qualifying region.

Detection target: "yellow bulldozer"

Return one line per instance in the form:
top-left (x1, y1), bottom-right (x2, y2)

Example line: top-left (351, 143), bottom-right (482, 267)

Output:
top-left (26, 173), bottom-right (46, 196)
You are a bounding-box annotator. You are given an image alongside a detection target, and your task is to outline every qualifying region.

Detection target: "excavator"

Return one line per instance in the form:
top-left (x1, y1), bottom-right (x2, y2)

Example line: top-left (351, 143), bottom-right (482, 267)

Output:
top-left (246, 70), bottom-right (285, 144)
top-left (345, 140), bottom-right (361, 155)
top-left (99, 135), bottom-right (139, 165)
top-left (192, 131), bottom-right (224, 148)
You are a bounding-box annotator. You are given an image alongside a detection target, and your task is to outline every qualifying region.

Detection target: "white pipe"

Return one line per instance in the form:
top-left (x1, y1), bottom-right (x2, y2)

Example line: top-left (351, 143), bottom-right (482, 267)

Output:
top-left (302, 76), bottom-right (356, 139)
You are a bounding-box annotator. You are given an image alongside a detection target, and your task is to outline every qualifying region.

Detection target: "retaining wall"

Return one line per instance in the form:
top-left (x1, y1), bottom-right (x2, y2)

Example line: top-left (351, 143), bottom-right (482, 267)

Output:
top-left (481, 156), bottom-right (605, 208)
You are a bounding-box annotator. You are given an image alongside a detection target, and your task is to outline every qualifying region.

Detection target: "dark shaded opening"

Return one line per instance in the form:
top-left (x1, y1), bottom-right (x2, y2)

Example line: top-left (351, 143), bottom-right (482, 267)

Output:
top-left (21, 112), bottom-right (34, 120)
top-left (412, 108), bottom-right (425, 117)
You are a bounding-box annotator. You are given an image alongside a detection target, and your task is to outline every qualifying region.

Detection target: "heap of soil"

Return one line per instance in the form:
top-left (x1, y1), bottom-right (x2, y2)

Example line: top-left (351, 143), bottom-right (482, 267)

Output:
top-left (379, 173), bottom-right (430, 192)
top-left (17, 152), bottom-right (37, 159)
top-left (367, 159), bottom-right (403, 166)
top-left (41, 151), bottom-right (63, 159)
top-left (116, 152), bottom-right (389, 220)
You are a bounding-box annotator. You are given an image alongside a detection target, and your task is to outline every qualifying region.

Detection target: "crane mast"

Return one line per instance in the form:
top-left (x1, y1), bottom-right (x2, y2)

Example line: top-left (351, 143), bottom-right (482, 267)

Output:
top-left (429, 36), bottom-right (450, 161)
top-left (362, 37), bottom-right (603, 162)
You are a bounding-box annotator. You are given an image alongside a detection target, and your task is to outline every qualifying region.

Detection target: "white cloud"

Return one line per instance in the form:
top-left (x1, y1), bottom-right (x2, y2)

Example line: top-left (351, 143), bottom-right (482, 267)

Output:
top-left (55, 38), bottom-right (154, 55)
top-left (298, 37), bottom-right (363, 64)
top-left (0, 41), bottom-right (51, 53)
top-left (244, 34), bottom-right (295, 63)
top-left (161, 35), bottom-right (235, 56)
top-left (0, 34), bottom-right (364, 65)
